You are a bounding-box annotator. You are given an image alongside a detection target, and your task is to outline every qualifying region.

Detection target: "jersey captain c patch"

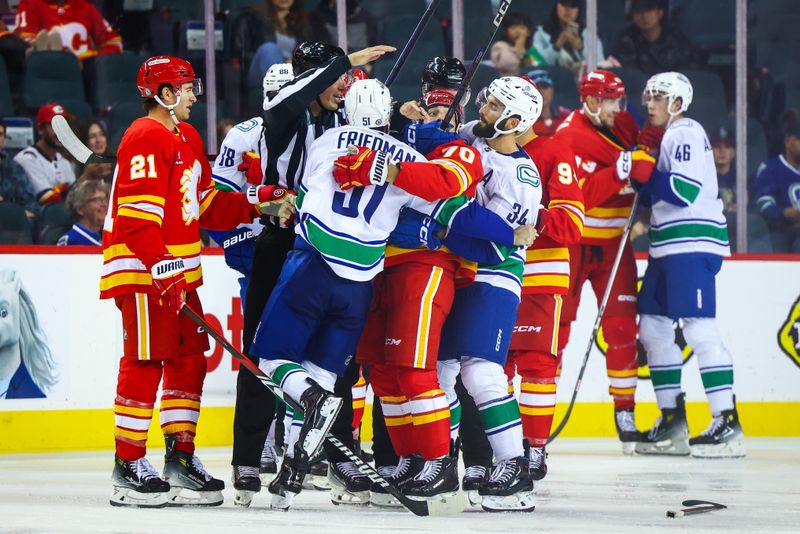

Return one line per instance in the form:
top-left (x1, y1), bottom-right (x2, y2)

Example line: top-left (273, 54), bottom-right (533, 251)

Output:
top-left (778, 294), bottom-right (800, 369)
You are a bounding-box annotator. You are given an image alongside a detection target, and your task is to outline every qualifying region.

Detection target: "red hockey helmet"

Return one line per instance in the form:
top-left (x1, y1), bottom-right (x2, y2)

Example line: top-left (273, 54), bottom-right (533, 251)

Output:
top-left (421, 89), bottom-right (461, 123)
top-left (137, 56), bottom-right (202, 98)
top-left (578, 69), bottom-right (625, 102)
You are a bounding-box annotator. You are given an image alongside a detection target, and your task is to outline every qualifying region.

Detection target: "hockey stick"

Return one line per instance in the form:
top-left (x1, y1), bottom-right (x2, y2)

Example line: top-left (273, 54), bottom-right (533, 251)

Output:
top-left (384, 0), bottom-right (442, 88)
top-left (51, 114), bottom-right (289, 218)
top-left (439, 0), bottom-right (513, 129)
top-left (548, 193), bottom-right (641, 443)
top-left (666, 499), bottom-right (727, 518)
top-left (51, 114), bottom-right (117, 165)
top-left (180, 304), bottom-right (465, 517)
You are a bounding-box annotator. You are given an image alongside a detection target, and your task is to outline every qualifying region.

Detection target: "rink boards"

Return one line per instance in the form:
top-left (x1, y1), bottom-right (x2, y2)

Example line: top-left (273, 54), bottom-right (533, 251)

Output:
top-left (1, 247), bottom-right (799, 452)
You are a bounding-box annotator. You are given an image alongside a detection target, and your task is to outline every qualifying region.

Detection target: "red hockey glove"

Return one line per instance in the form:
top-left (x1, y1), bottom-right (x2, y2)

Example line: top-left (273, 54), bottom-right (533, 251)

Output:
top-left (246, 185), bottom-right (297, 223)
top-left (637, 126), bottom-right (665, 152)
top-left (237, 151), bottom-right (263, 186)
top-left (333, 144), bottom-right (390, 190)
top-left (616, 149), bottom-right (656, 185)
top-left (535, 206), bottom-right (552, 234)
top-left (39, 182), bottom-right (71, 205)
top-left (149, 254), bottom-right (187, 314)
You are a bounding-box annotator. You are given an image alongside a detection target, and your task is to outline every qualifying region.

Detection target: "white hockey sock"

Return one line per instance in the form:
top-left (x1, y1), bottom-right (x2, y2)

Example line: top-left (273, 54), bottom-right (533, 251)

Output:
top-left (437, 359), bottom-right (461, 441)
top-left (683, 318), bottom-right (735, 415)
top-left (640, 315), bottom-right (683, 410)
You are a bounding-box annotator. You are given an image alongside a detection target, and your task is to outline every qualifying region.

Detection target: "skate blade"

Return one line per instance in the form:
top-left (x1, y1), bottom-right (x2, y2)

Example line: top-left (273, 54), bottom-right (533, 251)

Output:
top-left (480, 491), bottom-right (535, 513)
top-left (270, 492), bottom-right (295, 511)
top-left (301, 397), bottom-right (343, 460)
top-left (467, 490), bottom-right (482, 507)
top-left (110, 486), bottom-right (169, 508)
top-left (330, 488), bottom-right (371, 506)
top-left (635, 439), bottom-right (690, 456)
top-left (621, 441), bottom-right (636, 456)
top-left (166, 487), bottom-right (223, 507)
top-left (690, 439), bottom-right (746, 459)
top-left (310, 474), bottom-right (332, 491)
top-left (260, 472), bottom-right (277, 487)
top-left (408, 490), bottom-right (468, 515)
top-left (369, 492), bottom-right (404, 508)
top-left (233, 489), bottom-right (257, 507)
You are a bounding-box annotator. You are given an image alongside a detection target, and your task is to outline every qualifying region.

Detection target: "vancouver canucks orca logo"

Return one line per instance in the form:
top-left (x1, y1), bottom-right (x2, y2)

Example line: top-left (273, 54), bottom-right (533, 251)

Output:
top-left (778, 295), bottom-right (800, 368)
top-left (595, 277), bottom-right (693, 379)
top-left (517, 164), bottom-right (540, 187)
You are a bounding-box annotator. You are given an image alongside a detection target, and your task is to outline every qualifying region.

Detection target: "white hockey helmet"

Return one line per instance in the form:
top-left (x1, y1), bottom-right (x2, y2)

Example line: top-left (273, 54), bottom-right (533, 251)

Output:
top-left (262, 63), bottom-right (294, 109)
top-left (344, 78), bottom-right (393, 129)
top-left (643, 72), bottom-right (694, 117)
top-left (485, 76), bottom-right (543, 137)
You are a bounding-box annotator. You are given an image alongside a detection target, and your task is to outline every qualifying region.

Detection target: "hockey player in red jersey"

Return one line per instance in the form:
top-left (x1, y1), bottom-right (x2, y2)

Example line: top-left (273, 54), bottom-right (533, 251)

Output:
top-left (15, 0), bottom-right (122, 60)
top-left (104, 56), bottom-right (285, 508)
top-left (553, 70), bottom-right (655, 453)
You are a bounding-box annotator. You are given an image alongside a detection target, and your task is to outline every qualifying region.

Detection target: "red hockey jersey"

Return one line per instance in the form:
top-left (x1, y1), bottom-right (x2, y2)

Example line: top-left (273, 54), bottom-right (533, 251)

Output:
top-left (521, 135), bottom-right (585, 295)
top-left (15, 0), bottom-right (122, 59)
top-left (554, 109), bottom-right (638, 244)
top-left (100, 118), bottom-right (257, 299)
top-left (384, 140), bottom-right (484, 277)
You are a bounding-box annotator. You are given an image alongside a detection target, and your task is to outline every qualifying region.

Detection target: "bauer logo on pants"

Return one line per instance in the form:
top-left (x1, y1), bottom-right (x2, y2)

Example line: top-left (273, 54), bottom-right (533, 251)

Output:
top-left (778, 295), bottom-right (800, 368)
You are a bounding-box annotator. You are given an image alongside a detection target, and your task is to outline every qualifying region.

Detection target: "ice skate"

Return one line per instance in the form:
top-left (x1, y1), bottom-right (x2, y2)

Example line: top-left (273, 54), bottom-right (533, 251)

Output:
top-left (268, 455), bottom-right (304, 511)
top-left (635, 394), bottom-right (690, 456)
top-left (369, 455), bottom-right (425, 507)
top-left (296, 381), bottom-right (342, 464)
top-left (403, 456), bottom-right (461, 501)
top-left (689, 407), bottom-right (746, 458)
top-left (615, 408), bottom-right (647, 455)
top-left (162, 450), bottom-right (224, 506)
top-left (307, 457), bottom-right (331, 491)
top-left (529, 447), bottom-right (547, 488)
top-left (462, 465), bottom-right (489, 506)
top-left (232, 465), bottom-right (260, 507)
top-left (259, 440), bottom-right (279, 486)
top-left (479, 457), bottom-right (535, 512)
top-left (328, 460), bottom-right (371, 505)
top-left (110, 456), bottom-right (170, 508)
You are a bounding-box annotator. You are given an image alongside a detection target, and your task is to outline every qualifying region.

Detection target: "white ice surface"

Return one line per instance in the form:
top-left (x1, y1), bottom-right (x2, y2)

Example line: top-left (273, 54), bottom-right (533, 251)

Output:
top-left (2, 438), bottom-right (798, 534)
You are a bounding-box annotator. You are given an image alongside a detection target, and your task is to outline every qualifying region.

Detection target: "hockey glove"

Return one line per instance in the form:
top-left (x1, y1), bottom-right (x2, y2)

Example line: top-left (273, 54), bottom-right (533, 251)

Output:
top-left (616, 149), bottom-right (656, 185)
top-left (636, 126), bottom-right (665, 152)
top-left (246, 185), bottom-right (296, 221)
top-left (404, 120), bottom-right (459, 156)
top-left (237, 151), bottom-right (263, 185)
top-left (333, 145), bottom-right (390, 190)
top-left (149, 254), bottom-right (187, 314)
top-left (388, 208), bottom-right (444, 250)
top-left (38, 182), bottom-right (71, 205)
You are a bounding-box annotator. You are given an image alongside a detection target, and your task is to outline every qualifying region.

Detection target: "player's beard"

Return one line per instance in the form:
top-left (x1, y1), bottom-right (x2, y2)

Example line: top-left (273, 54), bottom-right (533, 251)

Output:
top-left (473, 117), bottom-right (498, 139)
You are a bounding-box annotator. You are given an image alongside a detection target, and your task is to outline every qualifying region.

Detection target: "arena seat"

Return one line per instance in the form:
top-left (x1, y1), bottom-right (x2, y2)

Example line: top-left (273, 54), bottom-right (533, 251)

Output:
top-left (671, 0), bottom-right (735, 51)
top-left (90, 53), bottom-right (144, 111)
top-left (0, 56), bottom-right (14, 117)
top-left (681, 69), bottom-right (728, 129)
top-left (58, 99), bottom-right (93, 121)
top-left (609, 66), bottom-right (648, 115)
top-left (38, 202), bottom-right (72, 245)
top-left (0, 203), bottom-right (33, 244)
top-left (109, 102), bottom-right (145, 150)
top-left (536, 65), bottom-right (579, 109)
top-left (24, 52), bottom-right (86, 110)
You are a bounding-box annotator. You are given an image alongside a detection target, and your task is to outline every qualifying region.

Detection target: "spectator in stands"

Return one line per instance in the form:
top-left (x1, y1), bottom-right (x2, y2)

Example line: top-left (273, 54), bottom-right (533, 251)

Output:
top-left (754, 109), bottom-right (800, 253)
top-left (0, 18), bottom-right (31, 98)
top-left (309, 0), bottom-right (381, 54)
top-left (232, 0), bottom-right (310, 89)
top-left (0, 118), bottom-right (38, 219)
top-left (526, 69), bottom-right (570, 137)
top-left (14, 0), bottom-right (122, 60)
top-left (491, 12), bottom-right (540, 75)
top-left (711, 125), bottom-right (738, 246)
top-left (57, 178), bottom-right (107, 245)
top-left (610, 0), bottom-right (704, 76)
top-left (76, 120), bottom-right (113, 183)
top-left (14, 103), bottom-right (76, 206)
top-left (531, 0), bottom-right (605, 78)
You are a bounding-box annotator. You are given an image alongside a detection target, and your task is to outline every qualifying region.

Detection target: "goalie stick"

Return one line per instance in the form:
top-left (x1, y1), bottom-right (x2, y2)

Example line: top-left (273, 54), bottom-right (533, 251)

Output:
top-left (666, 499), bottom-right (727, 518)
top-left (384, 0), bottom-right (442, 87)
top-left (548, 193), bottom-right (641, 443)
top-left (50, 114), bottom-right (289, 218)
top-left (180, 304), bottom-right (466, 517)
top-left (439, 0), bottom-right (514, 129)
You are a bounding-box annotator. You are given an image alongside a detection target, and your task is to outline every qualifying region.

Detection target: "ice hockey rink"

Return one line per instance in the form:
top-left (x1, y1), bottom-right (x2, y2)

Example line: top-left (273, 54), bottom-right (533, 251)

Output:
top-left (2, 438), bottom-right (798, 534)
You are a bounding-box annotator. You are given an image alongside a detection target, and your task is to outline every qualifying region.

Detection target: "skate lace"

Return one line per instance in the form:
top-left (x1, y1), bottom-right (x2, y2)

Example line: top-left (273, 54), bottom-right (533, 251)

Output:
top-left (190, 455), bottom-right (212, 482)
top-left (487, 459), bottom-right (517, 484)
top-left (464, 465), bottom-right (487, 480)
top-left (616, 410), bottom-right (637, 432)
top-left (261, 443), bottom-right (278, 464)
top-left (236, 465), bottom-right (259, 478)
top-left (647, 416), bottom-right (664, 439)
top-left (336, 461), bottom-right (366, 479)
top-left (377, 465), bottom-right (396, 478)
top-left (412, 459), bottom-right (442, 483)
top-left (700, 415), bottom-right (725, 436)
top-left (132, 457), bottom-right (159, 480)
top-left (529, 447), bottom-right (545, 470)
top-left (389, 456), bottom-right (411, 480)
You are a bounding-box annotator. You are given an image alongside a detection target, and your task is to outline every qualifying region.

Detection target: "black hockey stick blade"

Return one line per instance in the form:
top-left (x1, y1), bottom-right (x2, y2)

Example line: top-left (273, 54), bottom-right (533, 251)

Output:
top-left (384, 0), bottom-right (441, 88)
top-left (51, 114), bottom-right (117, 165)
top-left (180, 305), bottom-right (447, 517)
top-left (667, 500), bottom-right (727, 518)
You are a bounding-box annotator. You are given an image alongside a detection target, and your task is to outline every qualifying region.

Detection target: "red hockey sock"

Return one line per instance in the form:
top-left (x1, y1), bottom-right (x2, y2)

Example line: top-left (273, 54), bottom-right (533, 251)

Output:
top-left (351, 374), bottom-right (367, 431)
top-left (396, 367), bottom-right (450, 459)
top-left (114, 357), bottom-right (162, 461)
top-left (371, 364), bottom-right (415, 457)
top-left (161, 353), bottom-right (207, 454)
top-left (514, 350), bottom-right (558, 448)
top-left (602, 316), bottom-right (638, 410)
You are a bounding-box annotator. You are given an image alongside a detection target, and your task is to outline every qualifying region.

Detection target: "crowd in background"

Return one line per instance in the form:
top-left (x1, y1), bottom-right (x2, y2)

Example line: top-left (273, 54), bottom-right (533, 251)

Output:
top-left (0, 0), bottom-right (798, 252)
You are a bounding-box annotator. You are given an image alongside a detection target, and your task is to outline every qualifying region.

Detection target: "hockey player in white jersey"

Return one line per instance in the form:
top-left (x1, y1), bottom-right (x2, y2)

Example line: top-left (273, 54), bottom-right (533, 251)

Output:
top-left (207, 63), bottom-right (294, 507)
top-left (634, 72), bottom-right (745, 458)
top-left (437, 76), bottom-right (544, 512)
top-left (248, 78), bottom-right (536, 510)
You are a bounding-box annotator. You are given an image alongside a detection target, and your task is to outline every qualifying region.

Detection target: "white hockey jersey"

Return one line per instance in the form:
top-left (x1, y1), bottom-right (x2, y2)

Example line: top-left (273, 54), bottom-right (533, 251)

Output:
top-left (471, 137), bottom-right (543, 298)
top-left (14, 146), bottom-right (76, 199)
top-left (297, 125), bottom-right (469, 282)
top-left (212, 117), bottom-right (267, 235)
top-left (649, 118), bottom-right (731, 258)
